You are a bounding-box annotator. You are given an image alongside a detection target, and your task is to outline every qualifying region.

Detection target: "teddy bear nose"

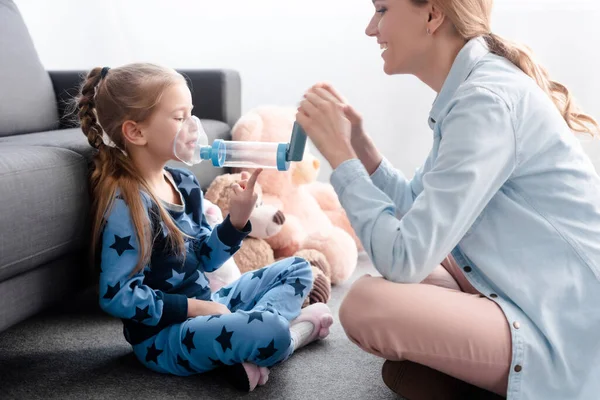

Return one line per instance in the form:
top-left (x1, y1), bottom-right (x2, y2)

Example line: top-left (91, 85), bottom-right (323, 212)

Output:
top-left (273, 210), bottom-right (286, 225)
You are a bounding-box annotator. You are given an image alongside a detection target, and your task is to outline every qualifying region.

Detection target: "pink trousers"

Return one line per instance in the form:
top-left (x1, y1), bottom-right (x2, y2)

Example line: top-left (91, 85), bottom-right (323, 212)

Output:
top-left (339, 256), bottom-right (512, 396)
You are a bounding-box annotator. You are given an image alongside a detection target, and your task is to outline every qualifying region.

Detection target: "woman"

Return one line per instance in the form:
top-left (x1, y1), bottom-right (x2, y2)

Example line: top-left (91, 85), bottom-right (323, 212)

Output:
top-left (296, 0), bottom-right (600, 399)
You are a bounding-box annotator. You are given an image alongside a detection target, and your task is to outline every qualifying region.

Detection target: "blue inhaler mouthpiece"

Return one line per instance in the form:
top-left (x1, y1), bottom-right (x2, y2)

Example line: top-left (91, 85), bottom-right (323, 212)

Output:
top-left (286, 122), bottom-right (307, 162)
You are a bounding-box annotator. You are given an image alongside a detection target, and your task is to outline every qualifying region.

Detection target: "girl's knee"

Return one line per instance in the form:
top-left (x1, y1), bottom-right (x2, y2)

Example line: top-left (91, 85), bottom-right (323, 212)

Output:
top-left (250, 313), bottom-right (292, 366)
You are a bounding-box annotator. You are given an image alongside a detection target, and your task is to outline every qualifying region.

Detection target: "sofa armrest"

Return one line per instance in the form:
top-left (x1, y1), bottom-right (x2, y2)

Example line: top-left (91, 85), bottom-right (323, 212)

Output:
top-left (48, 69), bottom-right (242, 130)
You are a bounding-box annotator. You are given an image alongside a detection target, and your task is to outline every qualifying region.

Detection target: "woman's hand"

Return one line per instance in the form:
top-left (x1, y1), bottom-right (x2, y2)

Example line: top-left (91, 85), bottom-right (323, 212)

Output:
top-left (228, 168), bottom-right (262, 230)
top-left (303, 82), bottom-right (383, 175)
top-left (187, 298), bottom-right (231, 318)
top-left (296, 86), bottom-right (358, 169)
top-left (310, 82), bottom-right (366, 142)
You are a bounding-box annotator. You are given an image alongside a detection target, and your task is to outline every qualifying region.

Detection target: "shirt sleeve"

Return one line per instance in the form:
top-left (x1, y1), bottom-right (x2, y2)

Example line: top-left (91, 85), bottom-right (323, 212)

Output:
top-left (330, 86), bottom-right (516, 283)
top-left (369, 156), bottom-right (429, 217)
top-left (183, 172), bottom-right (252, 273)
top-left (99, 197), bottom-right (189, 326)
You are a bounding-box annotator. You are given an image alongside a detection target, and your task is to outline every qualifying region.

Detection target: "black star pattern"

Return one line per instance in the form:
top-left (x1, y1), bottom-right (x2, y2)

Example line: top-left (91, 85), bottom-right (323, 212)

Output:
top-left (217, 287), bottom-right (232, 297)
top-left (177, 355), bottom-right (195, 373)
top-left (207, 314), bottom-right (222, 322)
top-left (247, 312), bottom-right (264, 324)
top-left (276, 272), bottom-right (286, 284)
top-left (229, 293), bottom-right (243, 310)
top-left (251, 268), bottom-right (266, 280)
top-left (208, 357), bottom-right (225, 368)
top-left (103, 281), bottom-right (120, 300)
top-left (288, 278), bottom-right (307, 297)
top-left (132, 305), bottom-right (151, 322)
top-left (109, 235), bottom-right (135, 256)
top-left (182, 328), bottom-right (196, 353)
top-left (215, 326), bottom-right (234, 352)
top-left (226, 245), bottom-right (240, 255)
top-left (256, 339), bottom-right (278, 361)
top-left (145, 343), bottom-right (163, 364)
top-left (198, 242), bottom-right (212, 260)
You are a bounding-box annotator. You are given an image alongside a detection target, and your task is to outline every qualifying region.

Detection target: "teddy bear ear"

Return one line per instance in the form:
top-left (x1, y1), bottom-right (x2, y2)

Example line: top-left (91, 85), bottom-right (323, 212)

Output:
top-left (232, 109), bottom-right (264, 142)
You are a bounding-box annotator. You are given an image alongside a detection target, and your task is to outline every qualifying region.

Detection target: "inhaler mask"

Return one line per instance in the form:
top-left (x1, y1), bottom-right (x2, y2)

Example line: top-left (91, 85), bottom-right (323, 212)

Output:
top-left (173, 115), bottom-right (208, 166)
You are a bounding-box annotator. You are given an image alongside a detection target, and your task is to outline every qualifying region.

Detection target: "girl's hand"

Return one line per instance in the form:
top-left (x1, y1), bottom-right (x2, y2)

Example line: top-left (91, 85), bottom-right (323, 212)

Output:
top-left (187, 299), bottom-right (231, 318)
top-left (296, 86), bottom-right (358, 169)
top-left (228, 169), bottom-right (262, 230)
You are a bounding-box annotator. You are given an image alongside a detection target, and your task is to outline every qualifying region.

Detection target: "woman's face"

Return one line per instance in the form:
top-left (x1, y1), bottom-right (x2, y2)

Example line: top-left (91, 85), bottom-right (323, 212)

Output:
top-left (366, 0), bottom-right (432, 75)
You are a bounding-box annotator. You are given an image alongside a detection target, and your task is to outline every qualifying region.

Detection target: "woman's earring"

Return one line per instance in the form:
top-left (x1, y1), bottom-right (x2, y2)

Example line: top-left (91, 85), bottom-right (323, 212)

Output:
top-left (427, 28), bottom-right (431, 35)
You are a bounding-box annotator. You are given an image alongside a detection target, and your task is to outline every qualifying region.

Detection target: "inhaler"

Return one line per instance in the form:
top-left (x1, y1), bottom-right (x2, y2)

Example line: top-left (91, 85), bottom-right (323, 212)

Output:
top-left (173, 116), bottom-right (307, 171)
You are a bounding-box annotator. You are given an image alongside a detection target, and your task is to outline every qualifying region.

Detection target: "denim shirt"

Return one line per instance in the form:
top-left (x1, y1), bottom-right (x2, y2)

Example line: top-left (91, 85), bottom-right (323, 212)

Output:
top-left (331, 37), bottom-right (600, 400)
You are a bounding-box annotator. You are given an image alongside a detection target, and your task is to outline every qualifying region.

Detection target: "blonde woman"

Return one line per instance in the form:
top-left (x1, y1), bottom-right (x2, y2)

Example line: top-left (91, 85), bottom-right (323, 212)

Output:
top-left (297, 0), bottom-right (600, 399)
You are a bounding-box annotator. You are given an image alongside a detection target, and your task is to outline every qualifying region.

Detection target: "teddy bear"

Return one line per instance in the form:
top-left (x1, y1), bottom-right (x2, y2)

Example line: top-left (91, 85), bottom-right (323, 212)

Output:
top-left (204, 174), bottom-right (332, 306)
top-left (230, 105), bottom-right (360, 284)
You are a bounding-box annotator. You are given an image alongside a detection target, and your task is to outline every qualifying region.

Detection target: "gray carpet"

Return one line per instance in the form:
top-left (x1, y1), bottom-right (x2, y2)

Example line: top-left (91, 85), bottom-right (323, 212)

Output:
top-left (0, 253), bottom-right (401, 400)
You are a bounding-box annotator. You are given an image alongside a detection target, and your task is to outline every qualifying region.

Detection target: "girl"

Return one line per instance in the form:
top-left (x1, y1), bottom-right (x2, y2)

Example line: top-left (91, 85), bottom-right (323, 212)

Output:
top-left (77, 63), bottom-right (334, 392)
top-left (296, 0), bottom-right (600, 399)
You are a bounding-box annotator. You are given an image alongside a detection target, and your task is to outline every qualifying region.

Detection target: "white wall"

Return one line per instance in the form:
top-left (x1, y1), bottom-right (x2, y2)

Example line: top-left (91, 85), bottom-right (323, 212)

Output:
top-left (16, 0), bottom-right (600, 180)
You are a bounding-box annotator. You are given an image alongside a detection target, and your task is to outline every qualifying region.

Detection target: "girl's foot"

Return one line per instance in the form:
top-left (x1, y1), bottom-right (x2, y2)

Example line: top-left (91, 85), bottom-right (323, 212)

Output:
top-left (290, 302), bottom-right (334, 351)
top-left (226, 362), bottom-right (270, 392)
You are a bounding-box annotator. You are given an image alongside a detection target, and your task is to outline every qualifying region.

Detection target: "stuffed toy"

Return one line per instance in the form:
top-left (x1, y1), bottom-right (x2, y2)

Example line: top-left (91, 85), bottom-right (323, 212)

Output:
top-left (230, 105), bottom-right (359, 284)
top-left (204, 174), bottom-right (331, 305)
top-left (202, 199), bottom-right (243, 292)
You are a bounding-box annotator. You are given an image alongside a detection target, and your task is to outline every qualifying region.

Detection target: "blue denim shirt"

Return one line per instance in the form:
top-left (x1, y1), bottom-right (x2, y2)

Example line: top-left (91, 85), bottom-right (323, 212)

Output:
top-left (331, 37), bottom-right (600, 400)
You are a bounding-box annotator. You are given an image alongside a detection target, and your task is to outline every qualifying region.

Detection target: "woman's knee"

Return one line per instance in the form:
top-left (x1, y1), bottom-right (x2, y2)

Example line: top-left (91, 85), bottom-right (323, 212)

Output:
top-left (339, 275), bottom-right (382, 333)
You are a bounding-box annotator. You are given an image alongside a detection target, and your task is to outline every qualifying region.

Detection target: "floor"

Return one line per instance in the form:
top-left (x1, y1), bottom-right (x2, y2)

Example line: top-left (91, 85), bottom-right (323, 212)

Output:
top-left (0, 253), bottom-right (402, 400)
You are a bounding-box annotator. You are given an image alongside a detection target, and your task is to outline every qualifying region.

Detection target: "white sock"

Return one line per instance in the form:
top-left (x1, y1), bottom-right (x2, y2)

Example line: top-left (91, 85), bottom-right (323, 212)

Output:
top-left (290, 321), bottom-right (315, 351)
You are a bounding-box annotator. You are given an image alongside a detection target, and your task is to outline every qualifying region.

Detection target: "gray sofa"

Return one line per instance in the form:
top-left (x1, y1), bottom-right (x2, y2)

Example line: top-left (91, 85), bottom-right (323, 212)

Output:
top-left (0, 0), bottom-right (241, 333)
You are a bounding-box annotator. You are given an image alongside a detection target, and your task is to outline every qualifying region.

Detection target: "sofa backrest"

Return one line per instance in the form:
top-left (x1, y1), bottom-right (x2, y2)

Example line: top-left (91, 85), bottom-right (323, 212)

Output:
top-left (0, 0), bottom-right (58, 137)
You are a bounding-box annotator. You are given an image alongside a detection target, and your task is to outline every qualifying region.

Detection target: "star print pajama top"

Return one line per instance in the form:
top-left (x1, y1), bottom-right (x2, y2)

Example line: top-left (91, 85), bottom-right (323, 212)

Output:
top-left (98, 167), bottom-right (313, 375)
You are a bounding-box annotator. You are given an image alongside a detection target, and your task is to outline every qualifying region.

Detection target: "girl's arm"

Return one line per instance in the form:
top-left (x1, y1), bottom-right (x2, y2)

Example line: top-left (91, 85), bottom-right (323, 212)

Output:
top-left (180, 170), bottom-right (251, 273)
top-left (99, 197), bottom-right (188, 327)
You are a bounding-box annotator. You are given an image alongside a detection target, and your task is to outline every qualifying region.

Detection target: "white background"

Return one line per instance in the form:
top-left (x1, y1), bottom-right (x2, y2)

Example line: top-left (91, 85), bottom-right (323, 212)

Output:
top-left (16, 0), bottom-right (600, 180)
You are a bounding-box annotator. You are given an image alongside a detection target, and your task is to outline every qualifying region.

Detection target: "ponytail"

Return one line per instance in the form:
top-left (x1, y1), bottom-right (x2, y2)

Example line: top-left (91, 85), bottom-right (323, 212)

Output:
top-left (77, 65), bottom-right (188, 275)
top-left (484, 33), bottom-right (599, 136)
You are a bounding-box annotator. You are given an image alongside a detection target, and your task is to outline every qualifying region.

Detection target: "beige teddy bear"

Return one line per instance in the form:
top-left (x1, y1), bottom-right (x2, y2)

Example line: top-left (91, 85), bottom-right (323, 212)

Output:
top-left (231, 106), bottom-right (359, 284)
top-left (204, 173), bottom-right (332, 306)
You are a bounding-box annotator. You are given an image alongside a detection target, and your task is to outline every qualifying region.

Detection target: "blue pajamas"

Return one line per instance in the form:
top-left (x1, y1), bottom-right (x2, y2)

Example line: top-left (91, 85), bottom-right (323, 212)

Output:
top-left (131, 257), bottom-right (312, 375)
top-left (97, 167), bottom-right (313, 377)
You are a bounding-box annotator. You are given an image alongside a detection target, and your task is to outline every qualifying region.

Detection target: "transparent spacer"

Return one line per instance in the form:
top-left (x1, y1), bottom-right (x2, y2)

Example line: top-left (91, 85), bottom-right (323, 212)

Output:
top-left (173, 116), bottom-right (306, 172)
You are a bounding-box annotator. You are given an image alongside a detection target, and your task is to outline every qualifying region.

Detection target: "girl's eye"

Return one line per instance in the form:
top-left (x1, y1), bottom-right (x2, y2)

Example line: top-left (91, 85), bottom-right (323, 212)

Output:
top-left (376, 7), bottom-right (387, 14)
top-left (175, 118), bottom-right (184, 122)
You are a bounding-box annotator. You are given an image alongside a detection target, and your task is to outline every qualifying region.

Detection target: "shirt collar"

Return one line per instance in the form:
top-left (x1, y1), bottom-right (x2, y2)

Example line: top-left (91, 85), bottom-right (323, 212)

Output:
top-left (428, 36), bottom-right (490, 129)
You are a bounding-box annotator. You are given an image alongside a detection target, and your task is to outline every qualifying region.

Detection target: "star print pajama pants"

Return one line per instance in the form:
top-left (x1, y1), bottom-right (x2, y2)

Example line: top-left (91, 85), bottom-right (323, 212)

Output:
top-left (131, 256), bottom-right (313, 375)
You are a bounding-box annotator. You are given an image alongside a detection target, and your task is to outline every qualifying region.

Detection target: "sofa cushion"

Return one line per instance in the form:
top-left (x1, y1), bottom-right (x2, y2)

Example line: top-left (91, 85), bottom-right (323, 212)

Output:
top-left (0, 119), bottom-right (231, 159)
top-left (0, 146), bottom-right (89, 282)
top-left (0, 0), bottom-right (58, 136)
top-left (0, 119), bottom-right (233, 188)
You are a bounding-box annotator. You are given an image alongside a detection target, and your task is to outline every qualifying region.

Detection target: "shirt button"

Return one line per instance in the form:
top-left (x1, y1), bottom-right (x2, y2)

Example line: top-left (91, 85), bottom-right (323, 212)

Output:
top-left (514, 365), bottom-right (522, 372)
top-left (490, 293), bottom-right (498, 298)
top-left (463, 266), bottom-right (472, 273)
top-left (513, 321), bottom-right (521, 329)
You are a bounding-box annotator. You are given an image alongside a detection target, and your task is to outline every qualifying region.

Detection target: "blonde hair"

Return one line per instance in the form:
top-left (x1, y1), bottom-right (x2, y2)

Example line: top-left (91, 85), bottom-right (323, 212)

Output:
top-left (413, 0), bottom-right (600, 136)
top-left (77, 63), bottom-right (187, 275)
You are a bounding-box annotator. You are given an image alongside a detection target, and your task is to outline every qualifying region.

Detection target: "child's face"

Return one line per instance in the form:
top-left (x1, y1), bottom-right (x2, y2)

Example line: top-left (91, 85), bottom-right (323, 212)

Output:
top-left (139, 82), bottom-right (194, 163)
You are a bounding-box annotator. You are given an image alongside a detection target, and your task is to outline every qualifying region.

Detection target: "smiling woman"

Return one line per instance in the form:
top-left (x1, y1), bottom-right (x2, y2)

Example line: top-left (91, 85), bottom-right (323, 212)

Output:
top-left (296, 0), bottom-right (600, 399)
